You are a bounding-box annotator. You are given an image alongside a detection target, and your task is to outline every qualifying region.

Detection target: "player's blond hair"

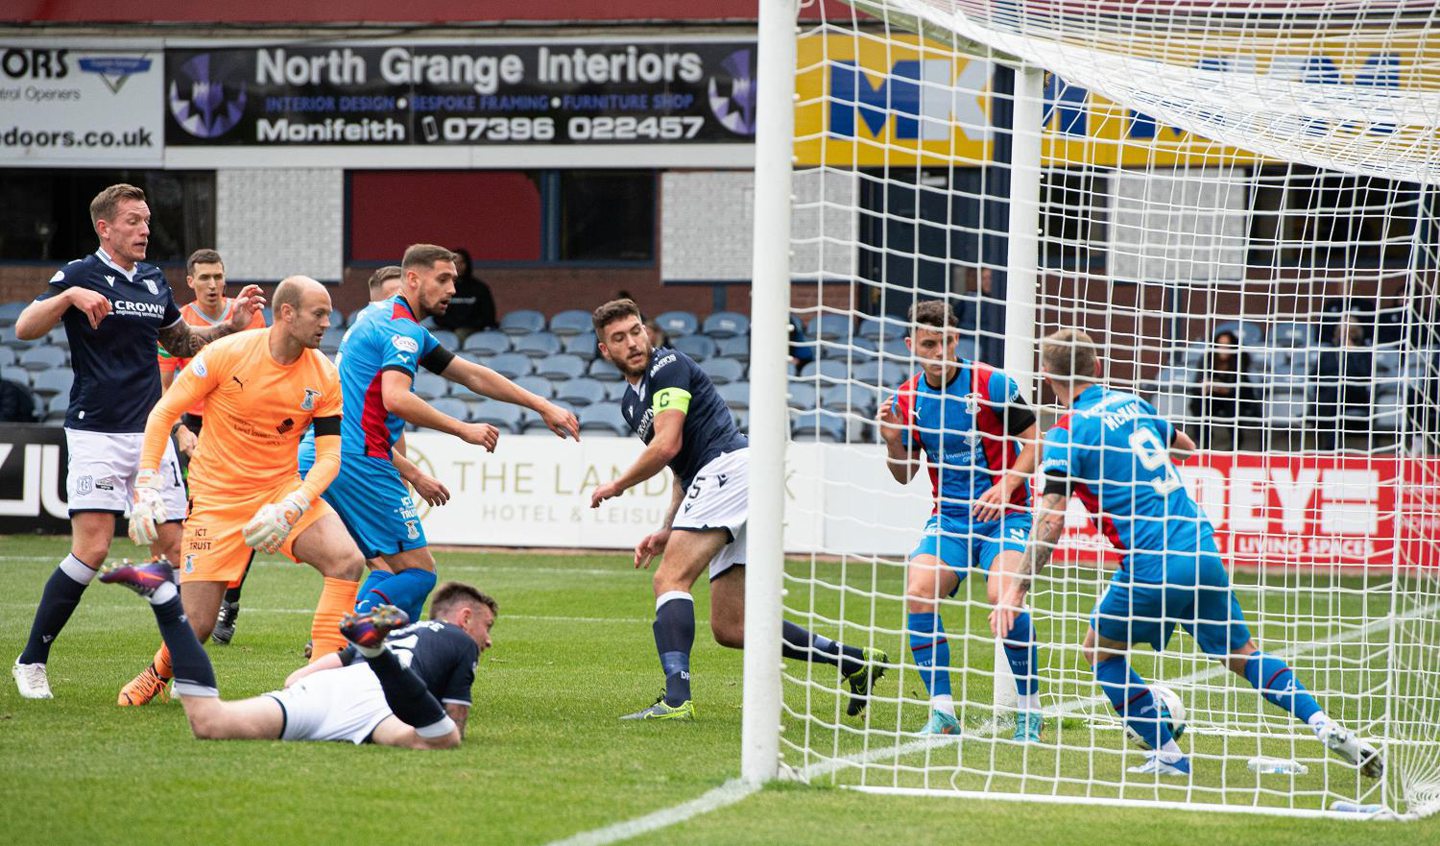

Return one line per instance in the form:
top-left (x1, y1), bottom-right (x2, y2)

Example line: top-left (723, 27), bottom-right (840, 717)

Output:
top-left (368, 265), bottom-right (402, 297)
top-left (431, 582), bottom-right (499, 620)
top-left (591, 298), bottom-right (643, 337)
top-left (90, 183), bottom-right (146, 227)
top-left (401, 244), bottom-right (457, 271)
top-left (1041, 328), bottom-right (1100, 382)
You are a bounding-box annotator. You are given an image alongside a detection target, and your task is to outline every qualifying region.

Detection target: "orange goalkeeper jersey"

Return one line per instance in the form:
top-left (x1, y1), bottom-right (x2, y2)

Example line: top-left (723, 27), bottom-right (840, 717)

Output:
top-left (156, 299), bottom-right (266, 417)
top-left (149, 328), bottom-right (343, 498)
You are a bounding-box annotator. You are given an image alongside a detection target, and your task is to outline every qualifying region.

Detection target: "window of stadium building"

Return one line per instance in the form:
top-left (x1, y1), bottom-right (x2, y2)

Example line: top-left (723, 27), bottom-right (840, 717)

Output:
top-left (1248, 165), bottom-right (1428, 269)
top-left (1040, 169), bottom-right (1109, 271)
top-left (0, 170), bottom-right (215, 265)
top-left (555, 170), bottom-right (655, 262)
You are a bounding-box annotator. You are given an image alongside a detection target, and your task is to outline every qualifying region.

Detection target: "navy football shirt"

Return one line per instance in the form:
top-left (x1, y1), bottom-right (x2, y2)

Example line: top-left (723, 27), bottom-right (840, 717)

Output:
top-left (37, 250), bottom-right (182, 433)
top-left (340, 619), bottom-right (479, 706)
top-left (619, 347), bottom-right (747, 487)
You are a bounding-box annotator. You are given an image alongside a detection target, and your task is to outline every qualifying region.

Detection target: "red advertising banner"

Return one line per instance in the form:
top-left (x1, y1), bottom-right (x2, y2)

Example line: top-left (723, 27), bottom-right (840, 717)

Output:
top-left (1056, 452), bottom-right (1440, 571)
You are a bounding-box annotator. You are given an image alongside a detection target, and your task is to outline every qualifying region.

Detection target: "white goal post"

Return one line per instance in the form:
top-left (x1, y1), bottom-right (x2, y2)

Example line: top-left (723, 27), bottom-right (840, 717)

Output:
top-left (745, 0), bottom-right (1440, 820)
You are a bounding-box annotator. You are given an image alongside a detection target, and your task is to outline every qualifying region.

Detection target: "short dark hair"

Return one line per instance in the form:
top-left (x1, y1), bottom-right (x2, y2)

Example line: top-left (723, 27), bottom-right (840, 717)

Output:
top-left (909, 300), bottom-right (957, 331)
top-left (592, 298), bottom-right (643, 337)
top-left (430, 582), bottom-right (499, 621)
top-left (90, 183), bottom-right (146, 227)
top-left (368, 265), bottom-right (402, 295)
top-left (401, 244), bottom-right (457, 271)
top-left (186, 248), bottom-right (223, 278)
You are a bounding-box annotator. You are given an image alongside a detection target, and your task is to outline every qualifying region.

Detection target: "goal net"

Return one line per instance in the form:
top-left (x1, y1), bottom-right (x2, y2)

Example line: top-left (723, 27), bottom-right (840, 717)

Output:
top-left (758, 0), bottom-right (1440, 820)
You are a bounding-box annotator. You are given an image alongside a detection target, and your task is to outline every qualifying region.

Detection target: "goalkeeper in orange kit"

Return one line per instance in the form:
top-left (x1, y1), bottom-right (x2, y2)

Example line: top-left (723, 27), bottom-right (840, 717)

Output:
top-left (118, 275), bottom-right (366, 706)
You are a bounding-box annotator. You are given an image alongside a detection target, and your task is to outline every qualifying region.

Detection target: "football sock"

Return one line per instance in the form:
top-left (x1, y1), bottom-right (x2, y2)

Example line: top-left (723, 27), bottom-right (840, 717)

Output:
top-left (364, 647), bottom-right (454, 737)
top-left (1095, 657), bottom-right (1173, 752)
top-left (1243, 651), bottom-right (1322, 723)
top-left (1001, 611), bottom-right (1040, 703)
top-left (223, 559), bottom-right (253, 604)
top-left (150, 595), bottom-right (217, 697)
top-left (907, 612), bottom-right (953, 700)
top-left (653, 591), bottom-right (694, 707)
top-left (353, 569), bottom-right (395, 614)
top-left (363, 568), bottom-right (435, 622)
top-left (780, 622), bottom-right (868, 677)
top-left (309, 577), bottom-right (360, 662)
top-left (19, 554), bottom-right (96, 665)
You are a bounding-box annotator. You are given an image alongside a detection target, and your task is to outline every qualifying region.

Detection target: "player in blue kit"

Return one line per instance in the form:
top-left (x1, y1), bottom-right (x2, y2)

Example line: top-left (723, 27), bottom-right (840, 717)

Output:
top-left (587, 299), bottom-right (885, 721)
top-left (298, 244), bottom-right (577, 634)
top-left (992, 329), bottom-right (1381, 777)
top-left (101, 558), bottom-right (494, 749)
top-left (877, 300), bottom-right (1042, 740)
top-left (11, 183), bottom-right (263, 701)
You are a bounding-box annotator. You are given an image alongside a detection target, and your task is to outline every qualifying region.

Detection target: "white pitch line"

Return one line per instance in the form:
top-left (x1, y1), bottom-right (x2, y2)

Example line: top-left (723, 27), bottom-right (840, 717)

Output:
top-left (543, 778), bottom-right (759, 846)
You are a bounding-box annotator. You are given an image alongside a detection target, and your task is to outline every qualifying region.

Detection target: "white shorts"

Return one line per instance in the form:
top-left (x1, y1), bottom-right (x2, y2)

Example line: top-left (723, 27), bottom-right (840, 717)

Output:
top-left (64, 428), bottom-right (187, 521)
top-left (672, 448), bottom-right (748, 580)
top-left (265, 664), bottom-right (392, 745)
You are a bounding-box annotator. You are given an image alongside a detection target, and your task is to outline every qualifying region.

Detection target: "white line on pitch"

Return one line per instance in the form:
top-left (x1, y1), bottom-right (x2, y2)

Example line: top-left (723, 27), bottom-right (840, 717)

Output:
top-left (542, 779), bottom-right (759, 846)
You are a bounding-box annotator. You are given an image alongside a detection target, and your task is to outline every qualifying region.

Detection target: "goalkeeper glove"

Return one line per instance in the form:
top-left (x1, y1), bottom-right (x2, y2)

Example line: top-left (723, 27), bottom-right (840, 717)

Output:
top-left (242, 490), bottom-right (310, 554)
top-left (128, 469), bottom-right (167, 547)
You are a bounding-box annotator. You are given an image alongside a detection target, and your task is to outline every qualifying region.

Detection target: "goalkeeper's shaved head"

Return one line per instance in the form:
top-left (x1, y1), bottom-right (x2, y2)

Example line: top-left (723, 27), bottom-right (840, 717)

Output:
top-left (273, 275), bottom-right (324, 317)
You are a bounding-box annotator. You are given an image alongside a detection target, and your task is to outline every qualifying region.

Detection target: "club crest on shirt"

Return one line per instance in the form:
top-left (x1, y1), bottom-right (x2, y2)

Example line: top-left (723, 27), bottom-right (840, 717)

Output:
top-left (300, 388), bottom-right (320, 411)
top-left (144, 278), bottom-right (158, 296)
top-left (76, 475), bottom-right (93, 496)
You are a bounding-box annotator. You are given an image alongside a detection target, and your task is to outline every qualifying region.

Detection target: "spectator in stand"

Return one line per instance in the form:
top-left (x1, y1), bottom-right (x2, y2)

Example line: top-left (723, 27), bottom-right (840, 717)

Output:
top-left (1312, 314), bottom-right (1373, 451)
top-left (1188, 330), bottom-right (1259, 451)
top-left (432, 248), bottom-right (496, 339)
top-left (789, 315), bottom-right (814, 374)
top-left (646, 318), bottom-right (671, 349)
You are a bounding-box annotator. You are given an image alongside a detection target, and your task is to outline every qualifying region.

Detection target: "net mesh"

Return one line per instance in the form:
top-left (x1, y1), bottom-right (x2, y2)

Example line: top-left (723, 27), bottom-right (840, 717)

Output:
top-left (774, 0), bottom-right (1440, 818)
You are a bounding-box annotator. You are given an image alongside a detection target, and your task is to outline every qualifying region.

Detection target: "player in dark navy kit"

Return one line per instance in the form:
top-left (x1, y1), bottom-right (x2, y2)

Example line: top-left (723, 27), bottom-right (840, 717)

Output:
top-left (11, 184), bottom-right (263, 701)
top-left (297, 244), bottom-right (576, 627)
top-left (877, 300), bottom-right (1041, 740)
top-left (101, 559), bottom-right (494, 750)
top-left (587, 299), bottom-right (885, 721)
top-left (991, 329), bottom-right (1380, 777)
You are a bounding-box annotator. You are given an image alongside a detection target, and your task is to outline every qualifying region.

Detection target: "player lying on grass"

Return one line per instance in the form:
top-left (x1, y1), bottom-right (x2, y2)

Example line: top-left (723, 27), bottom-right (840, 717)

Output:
top-left (878, 300), bottom-right (1042, 740)
top-left (991, 328), bottom-right (1381, 778)
top-left (119, 276), bottom-right (366, 705)
top-left (588, 299), bottom-right (885, 721)
top-left (102, 558), bottom-right (493, 749)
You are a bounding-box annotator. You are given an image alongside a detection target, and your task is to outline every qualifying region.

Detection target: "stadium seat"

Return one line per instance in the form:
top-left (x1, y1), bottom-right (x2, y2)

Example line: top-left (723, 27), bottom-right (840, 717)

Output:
top-left (0, 326), bottom-right (39, 350)
top-left (700, 357), bottom-right (744, 385)
top-left (430, 396), bottom-right (469, 421)
top-left (1270, 322), bottom-right (1316, 349)
top-left (500, 310), bottom-right (546, 336)
top-left (790, 409), bottom-right (847, 443)
top-left (45, 327), bottom-right (68, 348)
top-left (549, 309), bottom-right (593, 337)
top-left (702, 311), bottom-right (749, 338)
top-left (715, 336), bottom-right (749, 363)
top-left (556, 377), bottom-right (607, 407)
top-left (786, 380), bottom-right (818, 412)
top-left (588, 357), bottom-right (622, 382)
top-left (672, 335), bottom-right (716, 361)
top-left (487, 353), bottom-right (534, 380)
top-left (561, 333), bottom-right (597, 360)
top-left (30, 369), bottom-right (73, 398)
top-left (821, 383), bottom-right (877, 419)
top-left (578, 405), bottom-right (629, 437)
top-left (520, 401), bottom-right (575, 434)
top-left (45, 392), bottom-right (68, 423)
top-left (1, 365), bottom-right (30, 386)
top-left (0, 347), bottom-right (14, 367)
top-left (328, 309), bottom-right (345, 329)
top-left (717, 381), bottom-right (750, 410)
top-left (954, 335), bottom-right (979, 362)
top-left (604, 381), bottom-right (631, 402)
top-left (462, 330), bottom-right (511, 357)
top-left (808, 312), bottom-right (854, 342)
top-left (515, 375), bottom-right (556, 400)
top-left (347, 306), bottom-right (372, 326)
top-left (798, 359), bottom-right (849, 384)
top-left (19, 346), bottom-right (65, 371)
top-left (653, 310), bottom-right (699, 338)
top-left (856, 314), bottom-right (909, 342)
top-left (732, 409), bottom-right (749, 434)
top-left (1375, 350), bottom-right (1401, 374)
top-left (843, 336), bottom-right (881, 365)
top-left (535, 354), bottom-right (586, 381)
top-left (469, 401), bottom-right (524, 433)
top-left (319, 326), bottom-right (345, 355)
top-left (880, 361), bottom-right (910, 387)
top-left (513, 331), bottom-right (562, 358)
top-left (411, 371), bottom-right (448, 400)
top-left (879, 336), bottom-right (910, 362)
top-left (430, 329), bottom-right (460, 351)
top-left (0, 301), bottom-right (26, 326)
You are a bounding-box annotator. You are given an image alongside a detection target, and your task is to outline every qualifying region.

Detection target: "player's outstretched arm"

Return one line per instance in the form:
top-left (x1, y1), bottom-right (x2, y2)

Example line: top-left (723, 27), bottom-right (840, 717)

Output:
top-left (391, 434), bottom-right (450, 507)
top-left (157, 284), bottom-right (266, 358)
top-left (16, 286), bottom-right (111, 338)
top-left (590, 410), bottom-right (684, 509)
top-left (440, 356), bottom-right (579, 440)
top-left (634, 477), bottom-right (686, 569)
top-left (380, 370), bottom-right (499, 451)
top-left (1170, 428), bottom-right (1197, 462)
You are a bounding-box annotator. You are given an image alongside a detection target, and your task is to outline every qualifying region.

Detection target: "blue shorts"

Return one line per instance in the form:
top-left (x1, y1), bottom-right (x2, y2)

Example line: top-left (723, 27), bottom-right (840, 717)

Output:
top-left (908, 511), bottom-right (1032, 596)
top-left (1091, 552), bottom-right (1252, 656)
top-left (298, 444), bottom-right (426, 561)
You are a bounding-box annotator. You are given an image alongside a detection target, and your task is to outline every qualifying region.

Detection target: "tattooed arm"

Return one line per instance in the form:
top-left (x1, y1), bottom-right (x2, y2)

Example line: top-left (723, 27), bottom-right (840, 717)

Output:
top-left (157, 284), bottom-right (265, 358)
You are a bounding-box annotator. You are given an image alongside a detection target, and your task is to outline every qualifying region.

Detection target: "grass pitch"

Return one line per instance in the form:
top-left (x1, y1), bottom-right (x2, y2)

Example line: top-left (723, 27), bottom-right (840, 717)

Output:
top-left (1, 535), bottom-right (1435, 845)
